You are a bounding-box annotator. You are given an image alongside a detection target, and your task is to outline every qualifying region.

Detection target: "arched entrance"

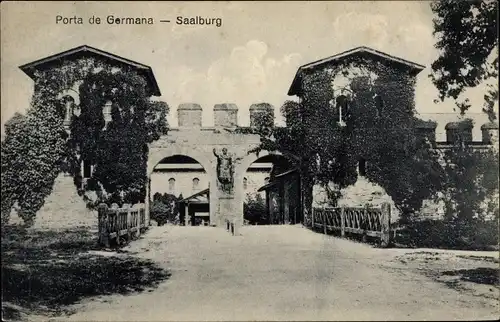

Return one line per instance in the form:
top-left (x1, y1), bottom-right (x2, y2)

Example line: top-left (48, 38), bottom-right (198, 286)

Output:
top-left (150, 154), bottom-right (210, 226)
top-left (237, 153), bottom-right (299, 225)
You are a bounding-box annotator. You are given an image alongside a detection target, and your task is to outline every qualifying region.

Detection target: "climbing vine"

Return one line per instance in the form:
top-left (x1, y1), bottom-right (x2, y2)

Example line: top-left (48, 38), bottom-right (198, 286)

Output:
top-left (66, 68), bottom-right (169, 207)
top-left (1, 71), bottom-right (70, 226)
top-left (251, 56), bottom-right (445, 225)
top-left (1, 58), bottom-right (168, 225)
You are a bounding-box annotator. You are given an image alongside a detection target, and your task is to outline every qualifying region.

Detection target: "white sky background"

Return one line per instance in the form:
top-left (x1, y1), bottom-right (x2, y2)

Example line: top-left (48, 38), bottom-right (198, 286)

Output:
top-left (1, 1), bottom-right (493, 139)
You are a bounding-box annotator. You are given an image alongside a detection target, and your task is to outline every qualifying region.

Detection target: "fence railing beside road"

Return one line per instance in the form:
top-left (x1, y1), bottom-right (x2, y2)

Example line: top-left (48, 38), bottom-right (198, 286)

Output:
top-left (312, 203), bottom-right (392, 247)
top-left (98, 203), bottom-right (149, 247)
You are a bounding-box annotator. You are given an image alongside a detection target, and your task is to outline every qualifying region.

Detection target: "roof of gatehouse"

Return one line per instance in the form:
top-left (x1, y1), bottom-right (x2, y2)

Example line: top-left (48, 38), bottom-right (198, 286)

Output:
top-left (287, 46), bottom-right (425, 96)
top-left (19, 45), bottom-right (161, 96)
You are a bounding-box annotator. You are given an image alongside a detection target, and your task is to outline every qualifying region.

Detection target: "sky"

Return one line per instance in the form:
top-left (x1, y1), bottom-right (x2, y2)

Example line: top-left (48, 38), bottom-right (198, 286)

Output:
top-left (1, 1), bottom-right (492, 140)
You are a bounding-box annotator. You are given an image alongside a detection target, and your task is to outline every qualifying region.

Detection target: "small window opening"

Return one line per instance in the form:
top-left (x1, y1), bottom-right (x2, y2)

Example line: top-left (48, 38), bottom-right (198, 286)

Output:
top-left (358, 159), bottom-right (366, 177)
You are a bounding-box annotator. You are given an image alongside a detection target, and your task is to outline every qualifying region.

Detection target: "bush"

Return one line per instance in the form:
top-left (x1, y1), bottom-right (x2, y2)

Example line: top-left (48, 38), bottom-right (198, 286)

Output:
top-left (395, 218), bottom-right (499, 250)
top-left (244, 193), bottom-right (267, 225)
top-left (150, 193), bottom-right (180, 226)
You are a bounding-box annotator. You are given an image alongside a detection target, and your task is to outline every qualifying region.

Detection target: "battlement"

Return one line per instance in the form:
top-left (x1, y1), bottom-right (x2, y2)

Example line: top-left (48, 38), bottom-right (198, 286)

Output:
top-left (416, 118), bottom-right (498, 146)
top-left (176, 102), bottom-right (276, 128)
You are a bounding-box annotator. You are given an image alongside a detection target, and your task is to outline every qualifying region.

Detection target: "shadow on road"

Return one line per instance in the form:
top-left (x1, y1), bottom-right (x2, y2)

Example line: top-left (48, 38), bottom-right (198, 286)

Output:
top-left (442, 267), bottom-right (499, 286)
top-left (1, 225), bottom-right (170, 320)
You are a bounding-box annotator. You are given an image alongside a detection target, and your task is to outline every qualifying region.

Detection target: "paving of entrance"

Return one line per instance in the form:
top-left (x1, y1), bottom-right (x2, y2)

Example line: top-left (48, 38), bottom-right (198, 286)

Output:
top-left (62, 225), bottom-right (498, 321)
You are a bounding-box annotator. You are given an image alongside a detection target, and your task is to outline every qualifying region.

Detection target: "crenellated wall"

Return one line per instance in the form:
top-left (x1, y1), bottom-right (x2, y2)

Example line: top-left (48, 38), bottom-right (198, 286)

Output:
top-left (416, 119), bottom-right (499, 149)
top-left (176, 102), bottom-right (276, 129)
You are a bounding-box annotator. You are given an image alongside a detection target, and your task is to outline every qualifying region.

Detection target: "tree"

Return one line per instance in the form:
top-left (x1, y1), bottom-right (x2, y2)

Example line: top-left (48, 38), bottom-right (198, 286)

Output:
top-left (1, 113), bottom-right (28, 225)
top-left (251, 62), bottom-right (444, 226)
top-left (439, 130), bottom-right (499, 247)
top-left (430, 0), bottom-right (498, 120)
top-left (150, 193), bottom-right (180, 226)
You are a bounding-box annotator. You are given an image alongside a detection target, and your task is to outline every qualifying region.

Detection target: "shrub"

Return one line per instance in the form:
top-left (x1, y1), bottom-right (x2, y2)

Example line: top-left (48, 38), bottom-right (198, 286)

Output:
top-left (244, 193), bottom-right (267, 225)
top-left (396, 218), bottom-right (498, 250)
top-left (150, 193), bottom-right (180, 225)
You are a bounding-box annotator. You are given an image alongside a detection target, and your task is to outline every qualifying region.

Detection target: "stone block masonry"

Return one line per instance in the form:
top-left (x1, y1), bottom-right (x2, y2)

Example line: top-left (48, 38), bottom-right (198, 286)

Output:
top-left (214, 103), bottom-right (238, 128)
top-left (178, 103), bottom-right (202, 127)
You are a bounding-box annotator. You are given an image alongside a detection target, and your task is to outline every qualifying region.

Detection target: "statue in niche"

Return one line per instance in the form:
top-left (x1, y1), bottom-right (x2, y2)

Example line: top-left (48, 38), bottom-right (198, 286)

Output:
top-left (213, 147), bottom-right (244, 194)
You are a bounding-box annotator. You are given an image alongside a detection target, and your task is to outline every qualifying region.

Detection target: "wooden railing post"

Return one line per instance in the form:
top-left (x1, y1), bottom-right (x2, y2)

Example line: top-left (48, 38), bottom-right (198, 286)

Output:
top-left (144, 202), bottom-right (150, 228)
top-left (109, 203), bottom-right (118, 245)
top-left (124, 204), bottom-right (131, 241)
top-left (380, 202), bottom-right (391, 247)
top-left (364, 204), bottom-right (369, 230)
top-left (98, 203), bottom-right (110, 248)
top-left (359, 204), bottom-right (368, 243)
top-left (322, 208), bottom-right (327, 235)
top-left (137, 207), bottom-right (142, 237)
top-left (135, 203), bottom-right (143, 237)
top-left (340, 206), bottom-right (345, 237)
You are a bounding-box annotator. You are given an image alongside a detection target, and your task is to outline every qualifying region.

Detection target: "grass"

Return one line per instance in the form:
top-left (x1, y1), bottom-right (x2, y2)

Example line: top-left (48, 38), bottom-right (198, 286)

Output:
top-left (1, 224), bottom-right (170, 321)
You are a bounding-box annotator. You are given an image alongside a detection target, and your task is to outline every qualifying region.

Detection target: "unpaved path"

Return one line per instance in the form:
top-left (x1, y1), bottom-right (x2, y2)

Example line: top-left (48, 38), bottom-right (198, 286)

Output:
top-left (59, 225), bottom-right (498, 321)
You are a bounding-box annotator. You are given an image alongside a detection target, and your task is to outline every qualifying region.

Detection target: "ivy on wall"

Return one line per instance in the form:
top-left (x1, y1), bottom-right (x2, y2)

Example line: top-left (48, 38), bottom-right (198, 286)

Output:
top-left (1, 75), bottom-right (68, 226)
top-left (250, 57), bottom-right (445, 225)
top-left (66, 68), bottom-right (169, 208)
top-left (1, 58), bottom-right (168, 226)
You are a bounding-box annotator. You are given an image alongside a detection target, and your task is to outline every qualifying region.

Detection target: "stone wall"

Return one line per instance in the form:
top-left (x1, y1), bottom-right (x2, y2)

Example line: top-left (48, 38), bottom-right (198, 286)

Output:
top-left (175, 102), bottom-right (276, 129)
top-left (214, 103), bottom-right (238, 128)
top-left (9, 173), bottom-right (96, 229)
top-left (312, 177), bottom-right (400, 224)
top-left (178, 103), bottom-right (202, 127)
top-left (416, 118), bottom-right (499, 148)
top-left (150, 170), bottom-right (208, 198)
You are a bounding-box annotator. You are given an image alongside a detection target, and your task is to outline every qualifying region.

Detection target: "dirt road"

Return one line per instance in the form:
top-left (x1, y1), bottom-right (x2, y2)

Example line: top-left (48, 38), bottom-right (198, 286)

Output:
top-left (59, 225), bottom-right (498, 321)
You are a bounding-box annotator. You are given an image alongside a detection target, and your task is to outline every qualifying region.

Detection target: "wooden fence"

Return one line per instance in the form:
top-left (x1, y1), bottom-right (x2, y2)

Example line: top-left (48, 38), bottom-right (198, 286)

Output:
top-left (98, 203), bottom-right (149, 247)
top-left (312, 203), bottom-right (391, 247)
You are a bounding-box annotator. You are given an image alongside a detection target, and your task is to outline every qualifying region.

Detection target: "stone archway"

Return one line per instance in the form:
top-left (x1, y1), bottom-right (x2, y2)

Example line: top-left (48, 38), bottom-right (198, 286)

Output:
top-left (146, 131), bottom-right (290, 228)
top-left (149, 154), bottom-right (212, 226)
top-left (234, 150), bottom-right (286, 224)
top-left (148, 146), bottom-right (218, 224)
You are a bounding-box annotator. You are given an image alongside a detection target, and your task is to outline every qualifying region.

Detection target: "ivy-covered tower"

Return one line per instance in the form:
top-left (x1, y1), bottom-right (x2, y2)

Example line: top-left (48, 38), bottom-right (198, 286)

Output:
top-left (20, 45), bottom-right (161, 129)
top-left (288, 46), bottom-right (425, 118)
top-left (18, 45), bottom-right (162, 223)
top-left (286, 46), bottom-right (426, 225)
top-left (284, 46), bottom-right (498, 225)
